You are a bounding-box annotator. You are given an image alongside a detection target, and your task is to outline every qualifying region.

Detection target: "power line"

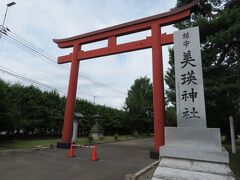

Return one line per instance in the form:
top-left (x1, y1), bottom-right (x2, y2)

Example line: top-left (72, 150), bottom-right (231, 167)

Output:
top-left (0, 66), bottom-right (125, 102)
top-left (0, 66), bottom-right (67, 95)
top-left (7, 28), bottom-right (56, 60)
top-left (2, 35), bottom-right (58, 67)
top-left (0, 27), bottom-right (126, 96)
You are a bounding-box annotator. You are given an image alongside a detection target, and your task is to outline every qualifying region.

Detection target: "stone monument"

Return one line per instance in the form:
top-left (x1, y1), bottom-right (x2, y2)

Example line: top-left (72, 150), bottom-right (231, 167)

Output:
top-left (71, 112), bottom-right (84, 144)
top-left (152, 27), bottom-right (236, 180)
top-left (90, 113), bottom-right (104, 141)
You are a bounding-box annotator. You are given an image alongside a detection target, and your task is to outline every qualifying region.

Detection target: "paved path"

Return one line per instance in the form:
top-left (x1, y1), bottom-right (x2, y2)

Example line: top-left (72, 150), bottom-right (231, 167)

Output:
top-left (0, 138), bottom-right (155, 180)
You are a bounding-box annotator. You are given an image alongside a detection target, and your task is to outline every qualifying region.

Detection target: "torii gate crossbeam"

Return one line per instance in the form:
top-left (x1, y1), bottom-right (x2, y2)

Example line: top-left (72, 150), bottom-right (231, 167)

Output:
top-left (53, 0), bottom-right (199, 157)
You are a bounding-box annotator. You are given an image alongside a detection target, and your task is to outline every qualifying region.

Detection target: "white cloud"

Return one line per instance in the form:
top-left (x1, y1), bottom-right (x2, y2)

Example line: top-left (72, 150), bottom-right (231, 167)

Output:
top-left (0, 0), bottom-right (177, 109)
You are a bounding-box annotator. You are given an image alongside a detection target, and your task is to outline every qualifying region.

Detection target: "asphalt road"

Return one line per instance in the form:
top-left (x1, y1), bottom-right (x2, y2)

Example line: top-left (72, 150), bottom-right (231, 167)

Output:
top-left (0, 138), bottom-right (155, 180)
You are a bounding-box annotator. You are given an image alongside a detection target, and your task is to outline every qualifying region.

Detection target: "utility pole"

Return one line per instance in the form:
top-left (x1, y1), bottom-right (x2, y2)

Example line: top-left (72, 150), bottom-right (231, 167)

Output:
top-left (229, 116), bottom-right (236, 154)
top-left (1, 2), bottom-right (16, 38)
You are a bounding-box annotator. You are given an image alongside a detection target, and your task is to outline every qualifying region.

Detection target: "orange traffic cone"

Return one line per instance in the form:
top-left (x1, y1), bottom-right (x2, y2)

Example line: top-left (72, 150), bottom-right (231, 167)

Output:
top-left (91, 144), bottom-right (99, 161)
top-left (68, 144), bottom-right (76, 158)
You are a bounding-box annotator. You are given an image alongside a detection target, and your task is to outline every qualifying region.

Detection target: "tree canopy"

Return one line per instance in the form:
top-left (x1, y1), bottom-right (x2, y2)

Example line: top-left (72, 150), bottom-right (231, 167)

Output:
top-left (0, 79), bottom-right (127, 136)
top-left (124, 76), bottom-right (153, 133)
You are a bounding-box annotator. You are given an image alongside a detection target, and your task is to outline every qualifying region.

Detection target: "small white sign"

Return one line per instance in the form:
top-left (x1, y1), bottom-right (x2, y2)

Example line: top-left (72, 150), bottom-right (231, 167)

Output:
top-left (174, 26), bottom-right (206, 128)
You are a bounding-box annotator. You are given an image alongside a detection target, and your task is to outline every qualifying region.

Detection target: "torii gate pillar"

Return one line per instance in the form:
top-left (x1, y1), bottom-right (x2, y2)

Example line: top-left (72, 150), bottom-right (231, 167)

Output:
top-left (53, 1), bottom-right (199, 158)
top-left (61, 44), bottom-right (80, 143)
top-left (151, 23), bottom-right (165, 154)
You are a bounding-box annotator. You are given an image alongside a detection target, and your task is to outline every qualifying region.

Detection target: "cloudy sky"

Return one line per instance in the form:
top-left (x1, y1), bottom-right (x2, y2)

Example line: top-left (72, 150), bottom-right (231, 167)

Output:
top-left (0, 0), bottom-right (177, 109)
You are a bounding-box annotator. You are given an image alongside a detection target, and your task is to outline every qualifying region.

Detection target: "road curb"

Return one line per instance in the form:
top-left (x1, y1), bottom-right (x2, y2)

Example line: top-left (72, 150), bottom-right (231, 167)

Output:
top-left (125, 160), bottom-right (159, 180)
top-left (0, 144), bottom-right (55, 155)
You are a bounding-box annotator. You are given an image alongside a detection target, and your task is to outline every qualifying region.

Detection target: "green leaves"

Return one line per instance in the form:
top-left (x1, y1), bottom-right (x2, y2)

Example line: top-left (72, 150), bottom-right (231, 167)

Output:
top-left (0, 80), bottom-right (12, 131)
top-left (0, 79), bottom-right (127, 136)
top-left (124, 76), bottom-right (153, 133)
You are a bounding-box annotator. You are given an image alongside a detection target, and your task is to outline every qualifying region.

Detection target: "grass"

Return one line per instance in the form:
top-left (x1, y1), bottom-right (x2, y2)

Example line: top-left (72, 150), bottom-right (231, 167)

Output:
top-left (225, 145), bottom-right (240, 179)
top-left (224, 138), bottom-right (240, 179)
top-left (0, 135), bottom-right (148, 150)
top-left (0, 137), bottom-right (60, 150)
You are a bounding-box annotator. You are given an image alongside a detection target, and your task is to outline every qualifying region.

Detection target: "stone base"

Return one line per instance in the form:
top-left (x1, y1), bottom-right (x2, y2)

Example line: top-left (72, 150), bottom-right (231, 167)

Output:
top-left (91, 133), bottom-right (103, 141)
top-left (160, 127), bottom-right (229, 163)
top-left (152, 157), bottom-right (236, 180)
top-left (160, 145), bottom-right (229, 163)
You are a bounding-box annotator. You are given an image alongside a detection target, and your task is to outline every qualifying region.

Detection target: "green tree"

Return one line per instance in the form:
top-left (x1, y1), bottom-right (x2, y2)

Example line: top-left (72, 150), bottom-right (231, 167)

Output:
top-left (0, 78), bottom-right (129, 136)
top-left (75, 99), bottom-right (127, 135)
top-left (165, 106), bottom-right (177, 127)
top-left (8, 83), bottom-right (26, 134)
top-left (75, 99), bottom-right (97, 135)
top-left (0, 79), bottom-right (12, 133)
top-left (124, 76), bottom-right (153, 133)
top-left (40, 91), bottom-right (64, 135)
top-left (165, 0), bottom-right (240, 137)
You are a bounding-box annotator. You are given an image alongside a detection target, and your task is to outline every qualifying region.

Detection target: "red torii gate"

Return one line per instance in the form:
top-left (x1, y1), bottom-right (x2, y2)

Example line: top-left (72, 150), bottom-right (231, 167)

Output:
top-left (53, 1), bottom-right (199, 155)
